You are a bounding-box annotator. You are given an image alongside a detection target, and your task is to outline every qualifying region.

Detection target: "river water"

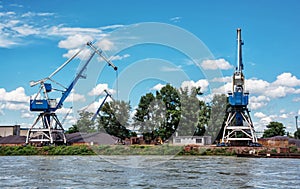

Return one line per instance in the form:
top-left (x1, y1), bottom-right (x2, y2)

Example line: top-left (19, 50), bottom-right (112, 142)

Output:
top-left (0, 155), bottom-right (299, 188)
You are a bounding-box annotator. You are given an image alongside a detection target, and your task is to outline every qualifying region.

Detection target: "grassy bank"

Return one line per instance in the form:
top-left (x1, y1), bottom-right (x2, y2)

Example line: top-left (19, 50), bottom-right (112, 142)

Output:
top-left (0, 145), bottom-right (96, 156)
top-left (0, 145), bottom-right (239, 156)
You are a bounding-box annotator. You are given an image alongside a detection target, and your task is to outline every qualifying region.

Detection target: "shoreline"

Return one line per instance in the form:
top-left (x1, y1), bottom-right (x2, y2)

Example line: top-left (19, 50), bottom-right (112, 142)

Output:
top-left (1, 144), bottom-right (299, 158)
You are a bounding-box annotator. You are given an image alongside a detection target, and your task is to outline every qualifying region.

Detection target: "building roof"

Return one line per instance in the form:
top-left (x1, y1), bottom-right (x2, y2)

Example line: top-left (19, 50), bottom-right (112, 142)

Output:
top-left (0, 132), bottom-right (119, 145)
top-left (0, 135), bottom-right (26, 144)
top-left (260, 136), bottom-right (300, 147)
top-left (66, 132), bottom-right (119, 145)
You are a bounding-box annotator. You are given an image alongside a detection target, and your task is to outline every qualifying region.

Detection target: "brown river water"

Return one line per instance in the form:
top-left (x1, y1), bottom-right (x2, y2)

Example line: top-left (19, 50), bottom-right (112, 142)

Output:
top-left (0, 155), bottom-right (299, 188)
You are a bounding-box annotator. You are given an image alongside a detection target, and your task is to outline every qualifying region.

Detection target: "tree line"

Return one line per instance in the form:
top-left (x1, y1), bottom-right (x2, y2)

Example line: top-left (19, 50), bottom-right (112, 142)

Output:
top-left (68, 84), bottom-right (298, 142)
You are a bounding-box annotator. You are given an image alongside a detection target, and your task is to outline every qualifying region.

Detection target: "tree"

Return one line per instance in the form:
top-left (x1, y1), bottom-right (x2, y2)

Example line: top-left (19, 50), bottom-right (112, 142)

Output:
top-left (262, 121), bottom-right (286, 138)
top-left (98, 100), bottom-right (132, 139)
top-left (294, 129), bottom-right (300, 139)
top-left (178, 86), bottom-right (208, 136)
top-left (155, 84), bottom-right (181, 141)
top-left (206, 94), bottom-right (229, 143)
top-left (69, 111), bottom-right (95, 133)
top-left (133, 84), bottom-right (181, 142)
top-left (196, 100), bottom-right (210, 136)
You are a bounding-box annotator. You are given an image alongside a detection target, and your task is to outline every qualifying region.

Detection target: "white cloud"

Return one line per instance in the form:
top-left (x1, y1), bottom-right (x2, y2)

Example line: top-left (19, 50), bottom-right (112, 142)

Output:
top-left (95, 38), bottom-right (114, 51)
top-left (280, 109), bottom-right (286, 113)
top-left (266, 86), bottom-right (287, 98)
top-left (170, 16), bottom-right (182, 23)
top-left (58, 34), bottom-right (93, 49)
top-left (254, 112), bottom-right (266, 118)
top-left (47, 26), bottom-right (103, 37)
top-left (212, 82), bottom-right (232, 94)
top-left (249, 95), bottom-right (270, 110)
top-left (88, 83), bottom-right (114, 96)
top-left (212, 73), bottom-right (300, 100)
top-left (279, 114), bottom-right (288, 119)
top-left (211, 76), bottom-right (232, 83)
top-left (0, 87), bottom-right (30, 111)
top-left (0, 87), bottom-right (29, 103)
top-left (245, 78), bottom-right (270, 94)
top-left (0, 10), bottom-right (120, 48)
top-left (21, 12), bottom-right (55, 17)
top-left (61, 48), bottom-right (92, 59)
top-left (56, 107), bottom-right (73, 114)
top-left (21, 111), bottom-right (34, 118)
top-left (181, 79), bottom-right (209, 93)
top-left (272, 72), bottom-right (300, 87)
top-left (13, 24), bottom-right (40, 36)
top-left (200, 58), bottom-right (233, 70)
top-left (65, 90), bottom-right (86, 102)
top-left (151, 83), bottom-right (165, 91)
top-left (99, 24), bottom-right (124, 30)
top-left (81, 96), bottom-right (112, 113)
top-left (109, 54), bottom-right (130, 61)
top-left (160, 65), bottom-right (182, 72)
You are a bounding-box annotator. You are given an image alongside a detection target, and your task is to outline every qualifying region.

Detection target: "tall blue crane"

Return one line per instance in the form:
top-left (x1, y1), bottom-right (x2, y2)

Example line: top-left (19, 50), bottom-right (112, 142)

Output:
top-left (219, 28), bottom-right (259, 146)
top-left (26, 42), bottom-right (117, 145)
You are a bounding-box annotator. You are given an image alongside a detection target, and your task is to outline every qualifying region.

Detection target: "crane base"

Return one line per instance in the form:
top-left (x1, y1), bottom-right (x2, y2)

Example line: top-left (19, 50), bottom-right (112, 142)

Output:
top-left (26, 112), bottom-right (67, 145)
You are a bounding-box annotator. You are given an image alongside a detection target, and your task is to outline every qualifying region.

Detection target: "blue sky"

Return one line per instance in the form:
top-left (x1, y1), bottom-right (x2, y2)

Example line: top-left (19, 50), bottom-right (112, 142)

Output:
top-left (0, 0), bottom-right (300, 135)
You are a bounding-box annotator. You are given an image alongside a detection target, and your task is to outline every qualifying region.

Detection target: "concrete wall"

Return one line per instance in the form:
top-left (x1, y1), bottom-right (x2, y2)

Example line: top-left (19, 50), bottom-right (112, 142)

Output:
top-left (0, 125), bottom-right (20, 137)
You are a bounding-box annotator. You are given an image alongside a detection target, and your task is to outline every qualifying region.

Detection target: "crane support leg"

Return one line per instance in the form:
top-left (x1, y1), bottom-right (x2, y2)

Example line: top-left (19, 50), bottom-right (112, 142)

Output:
top-left (26, 112), bottom-right (66, 145)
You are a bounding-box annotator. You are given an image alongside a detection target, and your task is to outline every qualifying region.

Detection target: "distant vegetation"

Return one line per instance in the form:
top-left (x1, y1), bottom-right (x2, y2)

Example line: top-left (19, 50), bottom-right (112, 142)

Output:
top-left (0, 145), bottom-right (95, 156)
top-left (68, 83), bottom-right (298, 142)
top-left (262, 121), bottom-right (286, 138)
top-left (69, 84), bottom-right (228, 143)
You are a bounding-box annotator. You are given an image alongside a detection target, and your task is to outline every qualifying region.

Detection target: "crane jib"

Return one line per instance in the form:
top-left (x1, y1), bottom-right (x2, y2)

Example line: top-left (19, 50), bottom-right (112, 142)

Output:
top-left (56, 52), bottom-right (96, 110)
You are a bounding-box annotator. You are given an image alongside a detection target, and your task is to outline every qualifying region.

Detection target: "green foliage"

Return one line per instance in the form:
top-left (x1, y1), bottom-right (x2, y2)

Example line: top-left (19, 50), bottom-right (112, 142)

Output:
top-left (262, 121), bottom-right (286, 138)
top-left (289, 146), bottom-right (298, 153)
top-left (0, 145), bottom-right (95, 156)
top-left (178, 87), bottom-right (201, 136)
top-left (98, 100), bottom-right (131, 139)
top-left (294, 129), bottom-right (300, 139)
top-left (134, 84), bottom-right (210, 142)
top-left (93, 145), bottom-right (183, 155)
top-left (69, 111), bottom-right (95, 133)
top-left (206, 94), bottom-right (229, 143)
top-left (0, 146), bottom-right (38, 155)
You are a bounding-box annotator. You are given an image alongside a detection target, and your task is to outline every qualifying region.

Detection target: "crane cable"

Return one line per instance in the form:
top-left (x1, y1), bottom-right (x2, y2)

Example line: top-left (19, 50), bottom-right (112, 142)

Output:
top-left (115, 69), bottom-right (119, 101)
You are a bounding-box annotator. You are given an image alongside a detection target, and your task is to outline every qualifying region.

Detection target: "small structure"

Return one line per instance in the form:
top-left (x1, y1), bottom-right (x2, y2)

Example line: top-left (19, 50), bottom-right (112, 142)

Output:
top-left (172, 136), bottom-right (211, 146)
top-left (0, 125), bottom-right (21, 137)
top-left (66, 132), bottom-right (120, 146)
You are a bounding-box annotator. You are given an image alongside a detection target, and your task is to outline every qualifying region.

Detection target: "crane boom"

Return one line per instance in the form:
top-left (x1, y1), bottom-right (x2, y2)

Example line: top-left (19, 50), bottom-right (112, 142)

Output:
top-left (56, 52), bottom-right (95, 110)
top-left (30, 46), bottom-right (85, 87)
top-left (91, 90), bottom-right (112, 122)
top-left (87, 42), bottom-right (118, 71)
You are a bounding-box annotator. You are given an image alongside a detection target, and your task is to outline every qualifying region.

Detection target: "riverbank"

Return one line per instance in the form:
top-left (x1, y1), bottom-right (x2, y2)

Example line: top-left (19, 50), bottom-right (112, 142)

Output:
top-left (0, 145), bottom-right (299, 157)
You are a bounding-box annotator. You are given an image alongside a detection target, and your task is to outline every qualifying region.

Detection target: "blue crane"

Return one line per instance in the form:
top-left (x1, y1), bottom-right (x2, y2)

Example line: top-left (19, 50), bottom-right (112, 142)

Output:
top-left (91, 89), bottom-right (113, 122)
top-left (218, 29), bottom-right (259, 146)
top-left (26, 42), bottom-right (117, 145)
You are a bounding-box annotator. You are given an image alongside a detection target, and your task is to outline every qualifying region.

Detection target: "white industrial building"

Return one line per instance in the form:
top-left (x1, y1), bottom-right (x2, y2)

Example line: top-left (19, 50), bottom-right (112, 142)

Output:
top-left (172, 136), bottom-right (211, 145)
